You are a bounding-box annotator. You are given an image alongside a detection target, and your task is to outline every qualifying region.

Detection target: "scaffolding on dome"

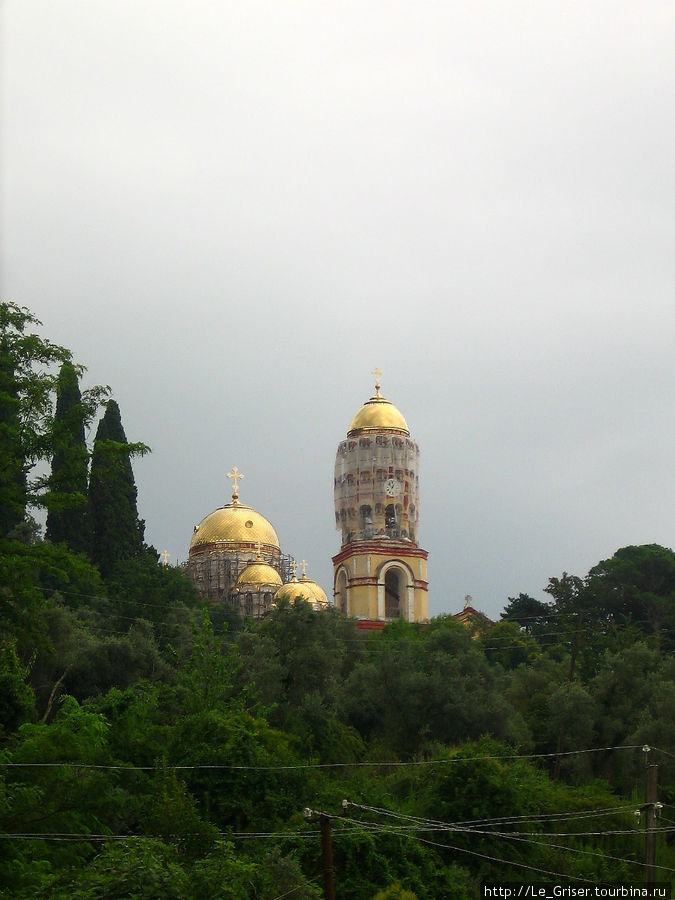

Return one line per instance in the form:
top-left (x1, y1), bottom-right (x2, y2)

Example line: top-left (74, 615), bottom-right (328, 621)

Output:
top-left (186, 547), bottom-right (295, 609)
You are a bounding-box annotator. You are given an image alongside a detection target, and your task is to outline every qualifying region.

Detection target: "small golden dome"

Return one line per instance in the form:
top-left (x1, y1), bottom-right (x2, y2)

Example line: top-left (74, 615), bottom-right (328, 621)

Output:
top-left (234, 562), bottom-right (283, 590)
top-left (189, 503), bottom-right (280, 552)
top-left (274, 574), bottom-right (329, 610)
top-left (348, 394), bottom-right (409, 435)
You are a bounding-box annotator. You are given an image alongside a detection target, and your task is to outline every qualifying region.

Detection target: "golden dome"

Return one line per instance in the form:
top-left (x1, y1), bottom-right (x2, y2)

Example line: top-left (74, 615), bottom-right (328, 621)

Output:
top-left (189, 503), bottom-right (280, 552)
top-left (234, 562), bottom-right (283, 590)
top-left (274, 574), bottom-right (329, 610)
top-left (348, 394), bottom-right (409, 435)
top-left (347, 373), bottom-right (409, 435)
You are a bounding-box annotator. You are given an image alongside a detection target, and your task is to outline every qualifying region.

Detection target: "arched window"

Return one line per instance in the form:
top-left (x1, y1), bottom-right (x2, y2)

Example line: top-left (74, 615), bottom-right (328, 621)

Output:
top-left (335, 569), bottom-right (349, 615)
top-left (385, 569), bottom-right (402, 619)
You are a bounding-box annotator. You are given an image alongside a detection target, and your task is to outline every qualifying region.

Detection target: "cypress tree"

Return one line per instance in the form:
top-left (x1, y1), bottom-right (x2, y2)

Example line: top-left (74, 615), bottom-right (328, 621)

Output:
top-left (88, 400), bottom-right (148, 577)
top-left (45, 362), bottom-right (91, 553)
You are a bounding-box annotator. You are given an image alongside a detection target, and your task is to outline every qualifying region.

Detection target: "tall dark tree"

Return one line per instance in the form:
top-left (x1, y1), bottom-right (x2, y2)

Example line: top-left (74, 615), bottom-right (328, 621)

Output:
top-left (88, 400), bottom-right (148, 577)
top-left (45, 362), bottom-right (91, 553)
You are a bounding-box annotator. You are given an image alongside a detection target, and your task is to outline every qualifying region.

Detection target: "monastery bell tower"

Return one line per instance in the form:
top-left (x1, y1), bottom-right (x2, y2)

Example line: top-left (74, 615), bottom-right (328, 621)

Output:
top-left (332, 371), bottom-right (429, 624)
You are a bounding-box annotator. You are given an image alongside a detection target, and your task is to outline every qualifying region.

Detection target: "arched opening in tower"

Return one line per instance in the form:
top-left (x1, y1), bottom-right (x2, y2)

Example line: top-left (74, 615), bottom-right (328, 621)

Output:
top-left (385, 568), bottom-right (402, 619)
top-left (335, 569), bottom-right (349, 615)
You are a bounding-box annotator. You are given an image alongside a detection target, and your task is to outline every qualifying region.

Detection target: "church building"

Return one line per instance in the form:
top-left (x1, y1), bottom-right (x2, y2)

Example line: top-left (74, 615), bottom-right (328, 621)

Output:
top-left (186, 372), bottom-right (429, 624)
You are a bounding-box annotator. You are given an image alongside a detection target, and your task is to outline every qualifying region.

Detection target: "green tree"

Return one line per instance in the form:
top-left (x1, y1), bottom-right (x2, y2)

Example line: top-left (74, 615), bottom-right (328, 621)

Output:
top-left (45, 363), bottom-right (93, 554)
top-left (0, 344), bottom-right (26, 537)
top-left (192, 843), bottom-right (321, 900)
top-left (236, 599), bottom-right (367, 761)
top-left (55, 838), bottom-right (191, 900)
top-left (341, 618), bottom-right (528, 757)
top-left (0, 696), bottom-right (127, 896)
top-left (88, 400), bottom-right (148, 576)
top-left (478, 620), bottom-right (541, 669)
top-left (0, 641), bottom-right (36, 733)
top-left (104, 555), bottom-right (201, 650)
top-left (501, 592), bottom-right (556, 645)
top-left (0, 303), bottom-right (71, 536)
top-left (587, 544), bottom-right (675, 650)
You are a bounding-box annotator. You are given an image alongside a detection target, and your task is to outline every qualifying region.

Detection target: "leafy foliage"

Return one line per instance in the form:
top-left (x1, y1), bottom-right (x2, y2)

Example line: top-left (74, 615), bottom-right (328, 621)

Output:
top-left (0, 304), bottom-right (71, 535)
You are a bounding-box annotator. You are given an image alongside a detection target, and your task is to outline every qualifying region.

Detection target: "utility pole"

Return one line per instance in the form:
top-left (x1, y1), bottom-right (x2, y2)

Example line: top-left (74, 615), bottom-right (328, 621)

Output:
top-left (319, 813), bottom-right (335, 900)
top-left (638, 746), bottom-right (662, 890)
top-left (645, 762), bottom-right (658, 889)
top-left (553, 611), bottom-right (583, 780)
top-left (304, 808), bottom-right (336, 900)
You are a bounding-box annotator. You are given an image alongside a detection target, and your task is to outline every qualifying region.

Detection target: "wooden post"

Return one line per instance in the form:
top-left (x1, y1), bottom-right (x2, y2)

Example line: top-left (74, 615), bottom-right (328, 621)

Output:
top-left (645, 764), bottom-right (658, 888)
top-left (552, 611), bottom-right (583, 780)
top-left (319, 813), bottom-right (335, 900)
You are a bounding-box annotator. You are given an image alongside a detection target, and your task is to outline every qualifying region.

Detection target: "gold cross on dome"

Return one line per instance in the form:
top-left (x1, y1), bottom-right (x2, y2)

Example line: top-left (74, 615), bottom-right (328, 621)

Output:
top-left (373, 367), bottom-right (382, 397)
top-left (290, 560), bottom-right (298, 579)
top-left (160, 549), bottom-right (170, 567)
top-left (300, 559), bottom-right (308, 578)
top-left (227, 466), bottom-right (244, 502)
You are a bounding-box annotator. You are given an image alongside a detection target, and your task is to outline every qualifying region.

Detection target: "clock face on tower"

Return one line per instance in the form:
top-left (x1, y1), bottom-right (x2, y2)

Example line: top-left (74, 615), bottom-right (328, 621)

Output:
top-left (384, 478), bottom-right (400, 497)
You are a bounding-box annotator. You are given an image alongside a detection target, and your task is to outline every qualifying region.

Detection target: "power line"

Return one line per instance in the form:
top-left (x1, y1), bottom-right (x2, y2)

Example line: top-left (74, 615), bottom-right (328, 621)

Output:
top-left (0, 743), bottom-right (645, 772)
top-left (467, 829), bottom-right (675, 875)
top-left (652, 746), bottom-right (675, 759)
top-left (403, 831), bottom-right (598, 884)
top-left (334, 813), bottom-right (653, 884)
top-left (346, 801), bottom-right (637, 828)
top-left (340, 808), bottom-right (673, 839)
top-left (271, 874), bottom-right (323, 900)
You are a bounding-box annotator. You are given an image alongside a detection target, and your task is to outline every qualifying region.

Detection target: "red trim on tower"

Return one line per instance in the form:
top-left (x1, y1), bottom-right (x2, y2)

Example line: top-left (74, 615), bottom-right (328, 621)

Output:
top-left (332, 542), bottom-right (428, 566)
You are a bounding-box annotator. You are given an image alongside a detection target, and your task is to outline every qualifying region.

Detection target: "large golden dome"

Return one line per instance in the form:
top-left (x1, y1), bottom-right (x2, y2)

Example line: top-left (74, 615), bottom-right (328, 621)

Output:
top-left (348, 394), bottom-right (409, 435)
top-left (189, 503), bottom-right (280, 552)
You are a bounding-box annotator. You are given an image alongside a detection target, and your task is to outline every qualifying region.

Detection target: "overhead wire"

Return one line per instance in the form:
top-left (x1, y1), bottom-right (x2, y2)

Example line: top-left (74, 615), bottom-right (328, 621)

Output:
top-left (401, 831), bottom-right (598, 884)
top-left (341, 805), bottom-right (672, 838)
top-left (0, 743), bottom-right (646, 772)
top-left (271, 874), bottom-right (323, 900)
top-left (341, 802), bottom-right (675, 873)
top-left (340, 803), bottom-right (675, 872)
top-left (334, 811), bottom-right (672, 880)
top-left (344, 801), bottom-right (638, 829)
top-left (463, 829), bottom-right (675, 874)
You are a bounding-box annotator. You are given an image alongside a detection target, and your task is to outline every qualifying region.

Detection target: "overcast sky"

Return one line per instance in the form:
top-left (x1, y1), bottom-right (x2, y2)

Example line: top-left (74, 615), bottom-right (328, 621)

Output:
top-left (2, 1), bottom-right (673, 619)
